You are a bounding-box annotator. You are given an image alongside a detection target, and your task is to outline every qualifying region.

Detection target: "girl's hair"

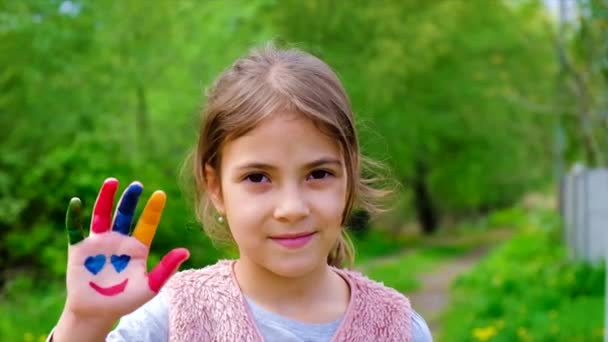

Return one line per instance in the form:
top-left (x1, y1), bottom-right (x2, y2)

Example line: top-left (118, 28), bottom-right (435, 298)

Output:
top-left (189, 43), bottom-right (391, 268)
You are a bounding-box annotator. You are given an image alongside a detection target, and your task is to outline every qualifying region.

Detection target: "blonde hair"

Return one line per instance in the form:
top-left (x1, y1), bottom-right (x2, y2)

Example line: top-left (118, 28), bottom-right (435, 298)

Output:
top-left (188, 43), bottom-right (391, 268)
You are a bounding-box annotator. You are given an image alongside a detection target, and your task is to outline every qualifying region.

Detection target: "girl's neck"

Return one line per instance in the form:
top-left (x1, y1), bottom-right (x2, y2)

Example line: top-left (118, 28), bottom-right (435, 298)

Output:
top-left (233, 258), bottom-right (350, 323)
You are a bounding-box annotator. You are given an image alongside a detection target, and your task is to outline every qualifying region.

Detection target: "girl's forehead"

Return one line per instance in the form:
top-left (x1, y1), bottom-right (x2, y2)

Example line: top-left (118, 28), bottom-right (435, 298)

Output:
top-left (221, 113), bottom-right (344, 166)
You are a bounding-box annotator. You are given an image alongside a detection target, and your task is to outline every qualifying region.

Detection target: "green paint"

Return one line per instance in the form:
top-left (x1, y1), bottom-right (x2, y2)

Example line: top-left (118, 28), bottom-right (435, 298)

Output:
top-left (66, 197), bottom-right (84, 245)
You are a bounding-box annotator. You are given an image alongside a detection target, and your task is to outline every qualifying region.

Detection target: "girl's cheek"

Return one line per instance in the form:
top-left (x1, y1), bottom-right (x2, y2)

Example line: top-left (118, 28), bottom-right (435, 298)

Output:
top-left (312, 190), bottom-right (345, 215)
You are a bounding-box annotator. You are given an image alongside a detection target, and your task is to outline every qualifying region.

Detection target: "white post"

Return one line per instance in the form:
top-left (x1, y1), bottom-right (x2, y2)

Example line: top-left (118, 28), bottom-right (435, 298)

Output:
top-left (604, 170), bottom-right (608, 342)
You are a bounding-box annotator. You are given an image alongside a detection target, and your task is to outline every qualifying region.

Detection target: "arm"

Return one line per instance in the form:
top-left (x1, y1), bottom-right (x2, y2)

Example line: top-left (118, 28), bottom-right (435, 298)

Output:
top-left (50, 179), bottom-right (188, 342)
top-left (411, 310), bottom-right (433, 342)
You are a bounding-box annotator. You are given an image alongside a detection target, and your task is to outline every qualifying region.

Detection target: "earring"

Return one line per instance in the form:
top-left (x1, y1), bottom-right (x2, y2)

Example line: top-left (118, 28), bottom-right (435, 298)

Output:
top-left (217, 215), bottom-right (225, 224)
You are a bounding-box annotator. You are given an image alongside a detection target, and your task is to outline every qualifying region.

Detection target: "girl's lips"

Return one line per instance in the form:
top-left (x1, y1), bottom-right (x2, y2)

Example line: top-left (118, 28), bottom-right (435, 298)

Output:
top-left (270, 232), bottom-right (316, 249)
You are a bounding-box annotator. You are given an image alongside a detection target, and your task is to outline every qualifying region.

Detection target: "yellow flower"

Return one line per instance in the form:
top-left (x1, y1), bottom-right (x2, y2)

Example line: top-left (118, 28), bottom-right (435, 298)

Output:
top-left (491, 54), bottom-right (504, 65)
top-left (517, 327), bottom-right (532, 341)
top-left (472, 326), bottom-right (497, 341)
top-left (38, 335), bottom-right (47, 342)
top-left (492, 275), bottom-right (503, 287)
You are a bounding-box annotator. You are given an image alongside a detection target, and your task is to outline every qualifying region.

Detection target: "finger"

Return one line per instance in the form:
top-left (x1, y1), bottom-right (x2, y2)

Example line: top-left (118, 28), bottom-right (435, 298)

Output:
top-left (148, 248), bottom-right (190, 293)
top-left (91, 178), bottom-right (119, 234)
top-left (66, 197), bottom-right (84, 245)
top-left (112, 182), bottom-right (143, 235)
top-left (132, 191), bottom-right (166, 247)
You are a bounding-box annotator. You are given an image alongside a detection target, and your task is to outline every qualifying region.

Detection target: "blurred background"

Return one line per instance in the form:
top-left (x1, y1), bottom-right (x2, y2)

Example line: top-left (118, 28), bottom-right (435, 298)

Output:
top-left (1, 0), bottom-right (606, 341)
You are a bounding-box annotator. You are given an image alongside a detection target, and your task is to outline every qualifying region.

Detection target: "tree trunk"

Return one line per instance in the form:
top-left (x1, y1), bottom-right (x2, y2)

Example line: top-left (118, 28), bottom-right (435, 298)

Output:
top-left (412, 160), bottom-right (439, 235)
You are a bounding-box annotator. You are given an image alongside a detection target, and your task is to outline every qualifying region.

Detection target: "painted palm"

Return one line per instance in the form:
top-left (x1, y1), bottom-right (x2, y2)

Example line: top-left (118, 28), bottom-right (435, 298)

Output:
top-left (64, 178), bottom-right (189, 319)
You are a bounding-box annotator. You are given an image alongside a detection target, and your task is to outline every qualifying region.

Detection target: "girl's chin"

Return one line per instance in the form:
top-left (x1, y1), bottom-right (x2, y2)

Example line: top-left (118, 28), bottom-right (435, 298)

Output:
top-left (265, 257), bottom-right (326, 278)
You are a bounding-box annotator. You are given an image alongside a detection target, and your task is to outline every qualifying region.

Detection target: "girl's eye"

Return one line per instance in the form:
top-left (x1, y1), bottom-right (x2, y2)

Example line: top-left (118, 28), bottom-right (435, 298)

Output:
top-left (308, 170), bottom-right (332, 180)
top-left (245, 173), bottom-right (269, 183)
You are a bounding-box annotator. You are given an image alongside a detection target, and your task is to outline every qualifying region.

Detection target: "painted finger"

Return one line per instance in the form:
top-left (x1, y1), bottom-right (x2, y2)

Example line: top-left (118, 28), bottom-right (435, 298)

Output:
top-left (91, 178), bottom-right (119, 234)
top-left (148, 248), bottom-right (190, 293)
top-left (66, 197), bottom-right (84, 245)
top-left (132, 191), bottom-right (166, 247)
top-left (112, 182), bottom-right (143, 235)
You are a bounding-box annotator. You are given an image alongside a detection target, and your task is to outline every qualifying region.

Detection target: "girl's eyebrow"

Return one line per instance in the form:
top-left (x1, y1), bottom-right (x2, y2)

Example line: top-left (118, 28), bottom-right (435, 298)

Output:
top-left (235, 157), bottom-right (343, 172)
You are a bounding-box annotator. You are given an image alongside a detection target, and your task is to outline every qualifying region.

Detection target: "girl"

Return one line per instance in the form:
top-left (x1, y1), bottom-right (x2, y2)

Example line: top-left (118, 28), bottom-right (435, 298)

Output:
top-left (50, 45), bottom-right (432, 341)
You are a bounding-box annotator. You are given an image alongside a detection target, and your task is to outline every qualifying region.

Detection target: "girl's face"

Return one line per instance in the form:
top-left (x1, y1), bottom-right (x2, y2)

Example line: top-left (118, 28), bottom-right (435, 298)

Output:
top-left (207, 113), bottom-right (347, 277)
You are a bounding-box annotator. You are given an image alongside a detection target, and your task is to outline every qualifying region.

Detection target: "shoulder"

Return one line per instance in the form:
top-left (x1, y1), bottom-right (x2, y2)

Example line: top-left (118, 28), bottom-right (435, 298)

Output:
top-left (331, 268), bottom-right (417, 341)
top-left (337, 267), bottom-right (411, 310)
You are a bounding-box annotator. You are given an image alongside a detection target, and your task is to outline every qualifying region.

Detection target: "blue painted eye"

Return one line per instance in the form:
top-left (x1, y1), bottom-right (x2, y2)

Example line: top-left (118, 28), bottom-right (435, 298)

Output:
top-left (111, 254), bottom-right (131, 273)
top-left (84, 254), bottom-right (106, 275)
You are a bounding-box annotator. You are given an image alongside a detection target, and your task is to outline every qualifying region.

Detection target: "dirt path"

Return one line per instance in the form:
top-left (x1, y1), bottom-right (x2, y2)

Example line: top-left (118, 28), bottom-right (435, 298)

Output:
top-left (408, 246), bottom-right (491, 339)
top-left (357, 228), bottom-right (512, 340)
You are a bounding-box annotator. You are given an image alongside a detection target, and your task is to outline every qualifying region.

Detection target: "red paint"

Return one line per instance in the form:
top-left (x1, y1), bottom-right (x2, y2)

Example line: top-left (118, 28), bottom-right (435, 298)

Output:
top-left (271, 232), bottom-right (316, 249)
top-left (92, 178), bottom-right (118, 233)
top-left (89, 278), bottom-right (128, 296)
top-left (148, 248), bottom-right (190, 293)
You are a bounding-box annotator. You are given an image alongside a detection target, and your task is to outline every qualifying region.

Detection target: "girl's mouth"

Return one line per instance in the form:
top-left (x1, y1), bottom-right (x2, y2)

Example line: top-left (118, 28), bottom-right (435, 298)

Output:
top-left (270, 232), bottom-right (316, 249)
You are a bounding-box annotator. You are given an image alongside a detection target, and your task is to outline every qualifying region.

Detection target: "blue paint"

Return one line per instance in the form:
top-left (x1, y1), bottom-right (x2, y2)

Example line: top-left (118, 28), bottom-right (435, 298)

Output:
top-left (113, 214), bottom-right (134, 235)
top-left (84, 254), bottom-right (106, 275)
top-left (112, 183), bottom-right (143, 235)
top-left (111, 254), bottom-right (131, 273)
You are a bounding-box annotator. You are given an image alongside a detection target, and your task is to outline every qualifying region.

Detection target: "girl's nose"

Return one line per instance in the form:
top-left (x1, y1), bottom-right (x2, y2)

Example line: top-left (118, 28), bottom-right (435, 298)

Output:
top-left (273, 185), bottom-right (310, 222)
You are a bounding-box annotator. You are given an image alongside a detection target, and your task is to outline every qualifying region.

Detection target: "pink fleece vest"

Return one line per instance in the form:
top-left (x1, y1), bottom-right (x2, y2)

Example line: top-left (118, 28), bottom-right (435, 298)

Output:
top-left (163, 260), bottom-right (412, 341)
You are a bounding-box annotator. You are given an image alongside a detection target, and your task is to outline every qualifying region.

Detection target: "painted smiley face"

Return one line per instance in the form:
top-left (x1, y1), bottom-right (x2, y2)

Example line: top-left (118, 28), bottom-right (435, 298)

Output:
top-left (84, 254), bottom-right (131, 296)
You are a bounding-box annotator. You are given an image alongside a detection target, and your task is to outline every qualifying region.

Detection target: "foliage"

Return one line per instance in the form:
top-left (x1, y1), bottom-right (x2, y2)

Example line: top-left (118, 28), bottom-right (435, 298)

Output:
top-left (346, 209), bottom-right (372, 238)
top-left (441, 209), bottom-right (605, 341)
top-left (0, 0), bottom-right (272, 287)
top-left (554, 0), bottom-right (608, 167)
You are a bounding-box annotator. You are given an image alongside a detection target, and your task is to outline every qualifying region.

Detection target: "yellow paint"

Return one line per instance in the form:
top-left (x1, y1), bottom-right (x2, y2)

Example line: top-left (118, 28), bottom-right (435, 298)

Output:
top-left (133, 191), bottom-right (166, 247)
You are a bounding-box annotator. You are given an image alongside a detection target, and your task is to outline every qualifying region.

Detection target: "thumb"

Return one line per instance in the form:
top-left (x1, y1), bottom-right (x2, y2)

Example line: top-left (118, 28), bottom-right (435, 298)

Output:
top-left (148, 248), bottom-right (190, 293)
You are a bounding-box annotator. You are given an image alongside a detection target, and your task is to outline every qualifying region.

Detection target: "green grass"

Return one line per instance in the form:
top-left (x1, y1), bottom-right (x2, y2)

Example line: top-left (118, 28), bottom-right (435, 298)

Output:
top-left (0, 274), bottom-right (64, 341)
top-left (354, 210), bottom-right (520, 293)
top-left (440, 209), bottom-right (606, 341)
top-left (351, 227), bottom-right (413, 263)
top-left (360, 249), bottom-right (456, 292)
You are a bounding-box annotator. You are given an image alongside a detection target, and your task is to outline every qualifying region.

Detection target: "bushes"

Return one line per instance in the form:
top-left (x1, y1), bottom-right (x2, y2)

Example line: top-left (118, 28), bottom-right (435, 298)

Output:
top-left (441, 209), bottom-right (605, 341)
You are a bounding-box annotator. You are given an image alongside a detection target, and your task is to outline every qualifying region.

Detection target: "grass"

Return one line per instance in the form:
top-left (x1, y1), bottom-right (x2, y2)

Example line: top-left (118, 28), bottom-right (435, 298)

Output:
top-left (355, 222), bottom-right (513, 293)
top-left (440, 208), bottom-right (606, 341)
top-left (359, 249), bottom-right (457, 292)
top-left (0, 274), bottom-right (64, 341)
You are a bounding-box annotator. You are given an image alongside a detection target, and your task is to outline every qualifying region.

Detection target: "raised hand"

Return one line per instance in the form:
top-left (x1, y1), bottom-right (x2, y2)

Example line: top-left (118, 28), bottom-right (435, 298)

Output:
top-left (62, 178), bottom-right (189, 321)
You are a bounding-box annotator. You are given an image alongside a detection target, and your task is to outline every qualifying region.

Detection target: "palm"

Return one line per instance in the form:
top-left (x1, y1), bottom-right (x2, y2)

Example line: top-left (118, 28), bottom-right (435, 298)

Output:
top-left (64, 178), bottom-right (189, 320)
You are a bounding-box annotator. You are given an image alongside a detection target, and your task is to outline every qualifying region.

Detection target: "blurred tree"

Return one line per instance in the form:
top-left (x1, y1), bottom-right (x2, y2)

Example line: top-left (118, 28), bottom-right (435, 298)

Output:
top-left (0, 0), bottom-right (272, 285)
top-left (554, 0), bottom-right (608, 167)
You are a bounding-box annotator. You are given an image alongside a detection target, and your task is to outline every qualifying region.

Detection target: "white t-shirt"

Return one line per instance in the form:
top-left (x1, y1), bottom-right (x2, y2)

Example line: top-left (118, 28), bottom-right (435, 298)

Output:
top-left (103, 292), bottom-right (433, 341)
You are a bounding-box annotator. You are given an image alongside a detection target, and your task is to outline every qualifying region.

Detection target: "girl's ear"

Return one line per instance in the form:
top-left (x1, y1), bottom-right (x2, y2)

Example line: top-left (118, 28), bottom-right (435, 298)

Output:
top-left (204, 164), bottom-right (225, 215)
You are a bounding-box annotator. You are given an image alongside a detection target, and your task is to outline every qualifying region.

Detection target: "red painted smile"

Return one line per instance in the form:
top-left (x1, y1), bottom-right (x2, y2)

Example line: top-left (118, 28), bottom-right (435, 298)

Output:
top-left (89, 278), bottom-right (129, 296)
